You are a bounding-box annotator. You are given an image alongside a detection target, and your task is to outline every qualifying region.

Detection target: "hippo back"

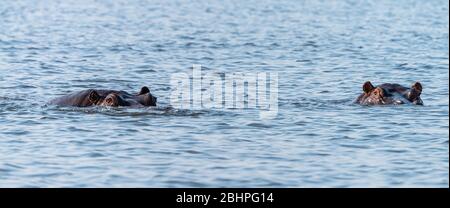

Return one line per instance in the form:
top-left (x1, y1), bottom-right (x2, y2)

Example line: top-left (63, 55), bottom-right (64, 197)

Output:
top-left (49, 89), bottom-right (95, 107)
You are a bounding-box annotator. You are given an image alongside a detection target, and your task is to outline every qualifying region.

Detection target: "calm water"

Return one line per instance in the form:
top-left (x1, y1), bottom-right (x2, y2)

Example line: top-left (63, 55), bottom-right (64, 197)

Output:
top-left (0, 0), bottom-right (448, 187)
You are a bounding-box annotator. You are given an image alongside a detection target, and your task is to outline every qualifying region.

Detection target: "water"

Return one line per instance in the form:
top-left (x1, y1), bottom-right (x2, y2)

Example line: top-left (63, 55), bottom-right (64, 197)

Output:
top-left (0, 0), bottom-right (448, 187)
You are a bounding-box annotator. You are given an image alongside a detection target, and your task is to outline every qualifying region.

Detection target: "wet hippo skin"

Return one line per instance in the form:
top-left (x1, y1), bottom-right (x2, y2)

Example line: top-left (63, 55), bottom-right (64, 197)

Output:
top-left (49, 86), bottom-right (157, 107)
top-left (355, 81), bottom-right (423, 105)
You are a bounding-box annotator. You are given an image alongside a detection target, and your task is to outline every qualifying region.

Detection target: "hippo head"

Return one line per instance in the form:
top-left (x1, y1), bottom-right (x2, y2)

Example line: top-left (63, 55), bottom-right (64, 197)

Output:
top-left (88, 86), bottom-right (157, 107)
top-left (357, 81), bottom-right (423, 105)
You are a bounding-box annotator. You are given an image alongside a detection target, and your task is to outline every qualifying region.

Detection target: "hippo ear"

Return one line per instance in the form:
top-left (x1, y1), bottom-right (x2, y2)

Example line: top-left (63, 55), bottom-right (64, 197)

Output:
top-left (408, 82), bottom-right (423, 101)
top-left (363, 81), bottom-right (375, 93)
top-left (138, 86), bottom-right (150, 95)
top-left (88, 90), bottom-right (100, 103)
top-left (412, 82), bottom-right (422, 94)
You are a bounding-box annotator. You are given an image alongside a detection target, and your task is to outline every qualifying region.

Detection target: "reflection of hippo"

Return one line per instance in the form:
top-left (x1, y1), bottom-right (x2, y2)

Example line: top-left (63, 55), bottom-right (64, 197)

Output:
top-left (49, 86), bottom-right (157, 107)
top-left (355, 81), bottom-right (423, 105)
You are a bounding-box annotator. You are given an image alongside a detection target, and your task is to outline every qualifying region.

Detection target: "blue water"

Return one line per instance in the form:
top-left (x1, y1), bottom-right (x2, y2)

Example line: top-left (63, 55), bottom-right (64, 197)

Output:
top-left (0, 0), bottom-right (448, 187)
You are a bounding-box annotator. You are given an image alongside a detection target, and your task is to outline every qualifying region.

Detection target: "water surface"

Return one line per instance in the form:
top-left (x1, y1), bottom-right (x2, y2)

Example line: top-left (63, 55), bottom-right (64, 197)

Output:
top-left (0, 0), bottom-right (448, 187)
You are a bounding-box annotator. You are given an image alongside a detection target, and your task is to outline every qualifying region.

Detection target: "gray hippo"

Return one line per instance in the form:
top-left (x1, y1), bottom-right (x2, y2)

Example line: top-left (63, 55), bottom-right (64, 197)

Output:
top-left (355, 81), bottom-right (423, 105)
top-left (49, 86), bottom-right (157, 107)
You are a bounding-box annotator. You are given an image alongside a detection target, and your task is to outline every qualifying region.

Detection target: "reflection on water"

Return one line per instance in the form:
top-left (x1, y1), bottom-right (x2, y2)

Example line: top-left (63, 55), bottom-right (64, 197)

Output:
top-left (0, 0), bottom-right (448, 187)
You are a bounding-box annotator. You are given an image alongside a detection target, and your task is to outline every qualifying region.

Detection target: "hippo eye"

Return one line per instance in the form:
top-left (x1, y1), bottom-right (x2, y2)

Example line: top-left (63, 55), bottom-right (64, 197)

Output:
top-left (106, 98), bottom-right (113, 103)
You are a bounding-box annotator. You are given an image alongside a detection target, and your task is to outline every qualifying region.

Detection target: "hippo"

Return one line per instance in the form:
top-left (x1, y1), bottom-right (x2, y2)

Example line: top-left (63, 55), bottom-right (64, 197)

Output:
top-left (49, 86), bottom-right (157, 107)
top-left (355, 81), bottom-right (423, 105)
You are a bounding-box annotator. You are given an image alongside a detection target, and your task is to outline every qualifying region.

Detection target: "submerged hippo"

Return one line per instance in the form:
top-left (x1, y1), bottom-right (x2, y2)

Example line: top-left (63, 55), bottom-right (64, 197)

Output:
top-left (49, 86), bottom-right (157, 107)
top-left (355, 81), bottom-right (423, 105)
